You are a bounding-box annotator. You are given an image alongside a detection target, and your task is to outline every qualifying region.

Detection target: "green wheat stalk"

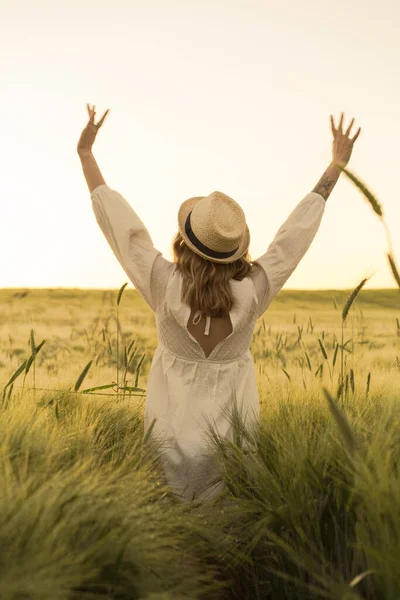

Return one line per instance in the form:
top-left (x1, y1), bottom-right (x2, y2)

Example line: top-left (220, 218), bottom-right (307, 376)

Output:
top-left (340, 277), bottom-right (370, 397)
top-left (387, 254), bottom-right (400, 288)
top-left (340, 167), bottom-right (383, 216)
top-left (116, 282), bottom-right (128, 389)
top-left (340, 166), bottom-right (399, 289)
top-left (323, 387), bottom-right (356, 455)
top-left (74, 359), bottom-right (93, 392)
top-left (342, 277), bottom-right (370, 322)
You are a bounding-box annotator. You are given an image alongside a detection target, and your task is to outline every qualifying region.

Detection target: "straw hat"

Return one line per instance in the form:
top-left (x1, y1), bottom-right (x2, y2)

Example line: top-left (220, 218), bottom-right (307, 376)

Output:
top-left (178, 190), bottom-right (250, 264)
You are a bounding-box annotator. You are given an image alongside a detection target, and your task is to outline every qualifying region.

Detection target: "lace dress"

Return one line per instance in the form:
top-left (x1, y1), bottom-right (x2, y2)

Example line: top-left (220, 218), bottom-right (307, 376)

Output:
top-left (91, 184), bottom-right (326, 501)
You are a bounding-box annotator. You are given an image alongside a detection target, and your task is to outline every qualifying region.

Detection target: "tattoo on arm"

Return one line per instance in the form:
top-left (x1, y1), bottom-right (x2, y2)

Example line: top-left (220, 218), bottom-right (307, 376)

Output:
top-left (312, 173), bottom-right (336, 201)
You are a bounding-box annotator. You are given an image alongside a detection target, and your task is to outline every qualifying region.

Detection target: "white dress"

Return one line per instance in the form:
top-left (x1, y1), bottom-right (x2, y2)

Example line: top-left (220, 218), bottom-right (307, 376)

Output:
top-left (91, 184), bottom-right (326, 501)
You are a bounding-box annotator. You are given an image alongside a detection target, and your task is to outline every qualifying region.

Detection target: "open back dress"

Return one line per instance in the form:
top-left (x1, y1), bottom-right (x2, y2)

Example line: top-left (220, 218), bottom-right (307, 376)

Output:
top-left (91, 184), bottom-right (326, 502)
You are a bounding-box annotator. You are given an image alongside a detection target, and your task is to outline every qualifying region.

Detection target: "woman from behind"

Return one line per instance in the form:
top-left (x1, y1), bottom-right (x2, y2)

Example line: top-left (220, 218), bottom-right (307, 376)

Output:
top-left (78, 107), bottom-right (361, 502)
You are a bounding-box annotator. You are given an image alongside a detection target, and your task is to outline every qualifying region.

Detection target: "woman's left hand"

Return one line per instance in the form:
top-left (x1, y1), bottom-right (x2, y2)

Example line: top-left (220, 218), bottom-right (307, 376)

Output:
top-left (77, 104), bottom-right (110, 156)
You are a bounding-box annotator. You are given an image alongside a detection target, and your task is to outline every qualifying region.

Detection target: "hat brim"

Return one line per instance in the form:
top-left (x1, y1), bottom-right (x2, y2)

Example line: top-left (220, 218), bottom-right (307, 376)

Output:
top-left (178, 197), bottom-right (250, 264)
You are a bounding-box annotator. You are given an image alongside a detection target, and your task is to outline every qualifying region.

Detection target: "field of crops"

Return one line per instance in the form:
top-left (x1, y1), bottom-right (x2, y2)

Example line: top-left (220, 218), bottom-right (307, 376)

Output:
top-left (0, 286), bottom-right (399, 599)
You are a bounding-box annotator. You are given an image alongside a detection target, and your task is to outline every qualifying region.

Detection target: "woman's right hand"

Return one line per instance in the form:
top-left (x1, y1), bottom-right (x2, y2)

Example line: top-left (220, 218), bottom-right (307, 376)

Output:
top-left (330, 112), bottom-right (361, 168)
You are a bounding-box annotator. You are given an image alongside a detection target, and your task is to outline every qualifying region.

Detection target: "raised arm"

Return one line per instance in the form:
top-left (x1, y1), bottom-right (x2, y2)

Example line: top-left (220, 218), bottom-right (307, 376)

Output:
top-left (77, 104), bottom-right (174, 311)
top-left (251, 112), bottom-right (361, 317)
top-left (77, 104), bottom-right (109, 193)
top-left (312, 113), bottom-right (361, 201)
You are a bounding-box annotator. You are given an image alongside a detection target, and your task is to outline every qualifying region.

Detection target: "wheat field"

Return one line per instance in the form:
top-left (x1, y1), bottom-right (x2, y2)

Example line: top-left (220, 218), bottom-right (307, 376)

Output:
top-left (0, 286), bottom-right (399, 599)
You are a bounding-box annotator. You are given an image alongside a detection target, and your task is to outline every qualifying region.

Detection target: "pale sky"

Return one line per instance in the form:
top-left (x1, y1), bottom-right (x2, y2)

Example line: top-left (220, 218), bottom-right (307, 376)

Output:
top-left (2, 0), bottom-right (399, 290)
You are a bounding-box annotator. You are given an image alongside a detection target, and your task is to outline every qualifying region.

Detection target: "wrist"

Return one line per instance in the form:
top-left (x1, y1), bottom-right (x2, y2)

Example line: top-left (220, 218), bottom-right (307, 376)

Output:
top-left (330, 159), bottom-right (346, 171)
top-left (312, 163), bottom-right (341, 201)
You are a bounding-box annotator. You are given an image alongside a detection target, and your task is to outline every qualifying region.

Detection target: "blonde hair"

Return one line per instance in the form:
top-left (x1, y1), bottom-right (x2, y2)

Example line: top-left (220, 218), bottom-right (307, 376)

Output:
top-left (172, 232), bottom-right (254, 317)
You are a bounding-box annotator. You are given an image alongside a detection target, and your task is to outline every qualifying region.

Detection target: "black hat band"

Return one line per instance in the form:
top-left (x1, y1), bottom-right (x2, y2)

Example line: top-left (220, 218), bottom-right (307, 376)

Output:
top-left (184, 211), bottom-right (239, 259)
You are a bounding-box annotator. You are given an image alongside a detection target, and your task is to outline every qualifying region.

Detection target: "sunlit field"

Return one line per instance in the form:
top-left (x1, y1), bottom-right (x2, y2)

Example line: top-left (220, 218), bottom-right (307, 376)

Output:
top-left (0, 286), bottom-right (399, 599)
top-left (1, 287), bottom-right (399, 404)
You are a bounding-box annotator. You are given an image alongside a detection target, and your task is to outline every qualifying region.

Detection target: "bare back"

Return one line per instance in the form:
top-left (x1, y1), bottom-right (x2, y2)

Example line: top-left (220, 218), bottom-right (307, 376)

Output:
top-left (186, 307), bottom-right (233, 358)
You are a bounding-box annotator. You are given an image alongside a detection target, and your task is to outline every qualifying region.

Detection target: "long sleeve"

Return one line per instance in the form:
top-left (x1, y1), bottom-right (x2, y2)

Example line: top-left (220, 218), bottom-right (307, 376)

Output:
top-left (250, 192), bottom-right (326, 317)
top-left (91, 184), bottom-right (174, 311)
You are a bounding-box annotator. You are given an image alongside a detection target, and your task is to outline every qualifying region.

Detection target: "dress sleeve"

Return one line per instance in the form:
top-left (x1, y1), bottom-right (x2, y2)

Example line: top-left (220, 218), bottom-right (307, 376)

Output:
top-left (250, 192), bottom-right (326, 318)
top-left (91, 184), bottom-right (174, 311)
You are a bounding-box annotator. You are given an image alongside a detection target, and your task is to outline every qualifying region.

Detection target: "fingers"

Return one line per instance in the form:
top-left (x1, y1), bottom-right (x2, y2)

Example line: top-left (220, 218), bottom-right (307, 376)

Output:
top-left (85, 103), bottom-right (109, 128)
top-left (338, 112), bottom-right (344, 133)
top-left (350, 126), bottom-right (361, 142)
top-left (330, 114), bottom-right (336, 137)
top-left (87, 103), bottom-right (95, 123)
top-left (345, 117), bottom-right (355, 137)
top-left (331, 113), bottom-right (360, 143)
top-left (97, 109), bottom-right (110, 127)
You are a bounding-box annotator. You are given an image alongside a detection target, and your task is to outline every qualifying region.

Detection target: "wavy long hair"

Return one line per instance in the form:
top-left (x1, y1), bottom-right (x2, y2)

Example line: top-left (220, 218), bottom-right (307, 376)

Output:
top-left (172, 232), bottom-right (254, 317)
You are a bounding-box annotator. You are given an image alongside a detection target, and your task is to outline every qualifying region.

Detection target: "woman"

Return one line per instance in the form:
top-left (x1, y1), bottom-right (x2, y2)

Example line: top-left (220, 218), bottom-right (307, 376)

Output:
top-left (77, 106), bottom-right (361, 502)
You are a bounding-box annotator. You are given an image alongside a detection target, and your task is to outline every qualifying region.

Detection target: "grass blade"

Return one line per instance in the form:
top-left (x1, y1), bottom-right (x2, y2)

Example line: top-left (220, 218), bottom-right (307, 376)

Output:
top-left (80, 383), bottom-right (115, 394)
top-left (7, 383), bottom-right (14, 402)
top-left (134, 353), bottom-right (146, 388)
top-left (341, 166), bottom-right (383, 216)
top-left (128, 346), bottom-right (137, 364)
top-left (314, 363), bottom-right (323, 378)
top-left (35, 339), bottom-right (46, 353)
top-left (25, 339), bottom-right (46, 376)
top-left (318, 338), bottom-right (328, 360)
top-left (350, 368), bottom-right (355, 393)
top-left (74, 359), bottom-right (93, 392)
top-left (332, 343), bottom-right (339, 367)
top-left (117, 282), bottom-right (128, 306)
top-left (323, 387), bottom-right (356, 454)
top-left (4, 360), bottom-right (28, 389)
top-left (127, 339), bottom-right (136, 356)
top-left (387, 253), bottom-right (400, 288)
top-left (118, 385), bottom-right (146, 393)
top-left (24, 354), bottom-right (34, 376)
top-left (349, 569), bottom-right (375, 588)
top-left (124, 345), bottom-right (128, 368)
top-left (366, 372), bottom-right (371, 396)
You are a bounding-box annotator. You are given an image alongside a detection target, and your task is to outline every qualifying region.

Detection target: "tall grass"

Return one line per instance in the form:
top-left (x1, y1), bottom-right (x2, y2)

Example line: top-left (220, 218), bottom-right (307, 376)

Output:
top-left (1, 284), bottom-right (399, 598)
top-left (0, 389), bottom-right (228, 599)
top-left (2, 368), bottom-right (400, 599)
top-left (202, 386), bottom-right (400, 599)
